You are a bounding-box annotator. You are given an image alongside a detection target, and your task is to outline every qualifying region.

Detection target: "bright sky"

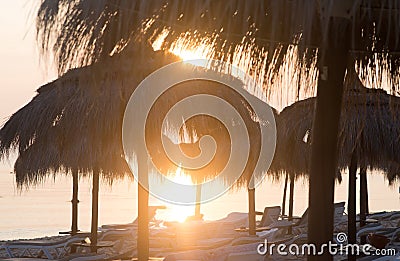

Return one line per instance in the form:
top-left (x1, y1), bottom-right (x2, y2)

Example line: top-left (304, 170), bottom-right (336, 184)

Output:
top-left (0, 1), bottom-right (56, 121)
top-left (0, 1), bottom-right (56, 170)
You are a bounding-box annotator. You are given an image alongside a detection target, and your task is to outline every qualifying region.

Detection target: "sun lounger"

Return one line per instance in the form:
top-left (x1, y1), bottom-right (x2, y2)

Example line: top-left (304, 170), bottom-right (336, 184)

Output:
top-left (163, 249), bottom-right (213, 261)
top-left (234, 206), bottom-right (281, 233)
top-left (367, 211), bottom-right (400, 221)
top-left (257, 206), bottom-right (281, 227)
top-left (1, 234), bottom-right (90, 260)
top-left (1, 253), bottom-right (108, 261)
top-left (357, 214), bottom-right (400, 242)
top-left (101, 205), bottom-right (165, 230)
top-left (71, 240), bottom-right (115, 251)
top-left (98, 228), bottom-right (136, 241)
top-left (236, 208), bottom-right (307, 234)
top-left (217, 212), bottom-right (249, 225)
top-left (212, 212), bottom-right (249, 237)
top-left (356, 224), bottom-right (384, 239)
top-left (356, 225), bottom-right (400, 251)
top-left (177, 237), bottom-right (234, 251)
top-left (249, 202), bottom-right (345, 236)
top-left (215, 235), bottom-right (304, 260)
top-left (226, 250), bottom-right (264, 261)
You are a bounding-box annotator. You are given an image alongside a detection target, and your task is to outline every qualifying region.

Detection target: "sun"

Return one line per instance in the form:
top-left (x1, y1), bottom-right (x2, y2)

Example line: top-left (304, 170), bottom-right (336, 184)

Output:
top-left (169, 41), bottom-right (213, 66)
top-left (151, 28), bottom-right (214, 65)
top-left (171, 49), bottom-right (203, 62)
top-left (166, 204), bottom-right (194, 223)
top-left (163, 167), bottom-right (195, 223)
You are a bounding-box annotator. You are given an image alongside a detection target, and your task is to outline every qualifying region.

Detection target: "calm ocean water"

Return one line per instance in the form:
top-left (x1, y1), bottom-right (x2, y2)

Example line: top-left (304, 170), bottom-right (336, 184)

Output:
top-left (0, 168), bottom-right (399, 240)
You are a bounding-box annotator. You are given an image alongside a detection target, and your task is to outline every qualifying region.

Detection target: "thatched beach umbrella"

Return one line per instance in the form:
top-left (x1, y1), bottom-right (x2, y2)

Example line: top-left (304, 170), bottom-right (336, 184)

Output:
top-left (121, 60), bottom-right (278, 259)
top-left (277, 75), bottom-right (400, 248)
top-left (144, 76), bottom-right (277, 225)
top-left (0, 43), bottom-right (178, 252)
top-left (272, 114), bottom-right (343, 228)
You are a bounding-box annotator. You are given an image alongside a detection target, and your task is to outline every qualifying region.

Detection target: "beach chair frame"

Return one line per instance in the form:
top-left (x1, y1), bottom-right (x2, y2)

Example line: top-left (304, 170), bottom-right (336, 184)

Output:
top-left (2, 236), bottom-right (85, 259)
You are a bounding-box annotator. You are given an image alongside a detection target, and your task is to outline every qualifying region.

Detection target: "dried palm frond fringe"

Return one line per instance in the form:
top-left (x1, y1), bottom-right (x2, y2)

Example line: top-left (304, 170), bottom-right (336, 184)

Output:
top-left (0, 43), bottom-right (174, 188)
top-left (276, 70), bottom-right (400, 184)
top-left (34, 1), bottom-right (400, 111)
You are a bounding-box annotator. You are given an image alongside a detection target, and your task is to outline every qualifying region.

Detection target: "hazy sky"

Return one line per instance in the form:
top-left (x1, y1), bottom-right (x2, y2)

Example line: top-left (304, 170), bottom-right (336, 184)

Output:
top-left (0, 1), bottom-right (56, 121)
top-left (0, 1), bottom-right (57, 170)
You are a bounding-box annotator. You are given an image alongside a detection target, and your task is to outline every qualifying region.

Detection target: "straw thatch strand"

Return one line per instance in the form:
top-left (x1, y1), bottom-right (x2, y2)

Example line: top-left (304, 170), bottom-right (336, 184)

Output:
top-left (35, 0), bottom-right (400, 78)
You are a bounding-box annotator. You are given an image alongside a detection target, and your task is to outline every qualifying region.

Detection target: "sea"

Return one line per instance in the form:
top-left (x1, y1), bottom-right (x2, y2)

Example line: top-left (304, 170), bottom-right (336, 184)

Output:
top-left (0, 168), bottom-right (399, 241)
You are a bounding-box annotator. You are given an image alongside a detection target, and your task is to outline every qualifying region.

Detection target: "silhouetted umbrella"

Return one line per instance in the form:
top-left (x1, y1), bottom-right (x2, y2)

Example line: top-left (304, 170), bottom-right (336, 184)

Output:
top-left (0, 43), bottom-right (176, 252)
top-left (34, 1), bottom-right (400, 80)
top-left (277, 85), bottom-right (400, 182)
top-left (277, 70), bottom-right (400, 246)
top-left (272, 110), bottom-right (344, 227)
top-left (122, 60), bottom-right (278, 249)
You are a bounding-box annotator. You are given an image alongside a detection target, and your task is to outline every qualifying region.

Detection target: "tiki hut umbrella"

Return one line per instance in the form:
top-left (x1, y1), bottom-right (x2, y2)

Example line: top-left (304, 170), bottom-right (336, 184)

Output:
top-left (0, 43), bottom-right (179, 253)
top-left (273, 112), bottom-right (343, 226)
top-left (0, 65), bottom-right (131, 251)
top-left (127, 72), bottom-right (278, 238)
top-left (277, 81), bottom-right (400, 248)
top-left (34, 1), bottom-right (400, 260)
top-left (0, 78), bottom-right (83, 235)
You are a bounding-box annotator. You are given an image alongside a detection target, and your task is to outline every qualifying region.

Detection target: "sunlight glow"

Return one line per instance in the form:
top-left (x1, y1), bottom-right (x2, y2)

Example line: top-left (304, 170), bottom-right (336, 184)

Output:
top-left (150, 29), bottom-right (319, 111)
top-left (171, 166), bottom-right (193, 186)
top-left (165, 204), bottom-right (194, 223)
top-left (163, 167), bottom-right (194, 222)
top-left (151, 28), bottom-right (169, 51)
top-left (168, 31), bottom-right (216, 61)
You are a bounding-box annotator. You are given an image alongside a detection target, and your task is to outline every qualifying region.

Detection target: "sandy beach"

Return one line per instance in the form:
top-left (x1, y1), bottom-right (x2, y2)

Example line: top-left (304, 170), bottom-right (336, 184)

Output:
top-left (1, 209), bottom-right (400, 260)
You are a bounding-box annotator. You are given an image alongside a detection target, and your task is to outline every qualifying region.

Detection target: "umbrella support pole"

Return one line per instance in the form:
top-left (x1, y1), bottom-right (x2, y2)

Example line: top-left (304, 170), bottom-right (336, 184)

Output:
top-left (194, 184), bottom-right (202, 220)
top-left (282, 173), bottom-right (289, 217)
top-left (137, 157), bottom-right (149, 261)
top-left (248, 188), bottom-right (256, 236)
top-left (308, 16), bottom-right (350, 261)
top-left (71, 170), bottom-right (79, 236)
top-left (360, 167), bottom-right (368, 244)
top-left (288, 174), bottom-right (295, 235)
top-left (348, 153), bottom-right (357, 261)
top-left (90, 169), bottom-right (99, 253)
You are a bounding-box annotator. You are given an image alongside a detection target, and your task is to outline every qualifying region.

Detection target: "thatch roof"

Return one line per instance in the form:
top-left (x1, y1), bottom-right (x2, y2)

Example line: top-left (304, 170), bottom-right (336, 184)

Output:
top-left (35, 1), bottom-right (400, 87)
top-left (1, 41), bottom-right (278, 188)
top-left (276, 80), bottom-right (400, 185)
top-left (138, 77), bottom-right (278, 186)
top-left (0, 43), bottom-right (175, 187)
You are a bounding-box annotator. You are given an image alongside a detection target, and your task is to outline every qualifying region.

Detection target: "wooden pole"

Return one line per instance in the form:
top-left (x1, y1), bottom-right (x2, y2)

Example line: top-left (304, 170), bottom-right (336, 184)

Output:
top-left (282, 173), bottom-right (289, 217)
top-left (137, 156), bottom-right (149, 261)
top-left (194, 184), bottom-right (202, 219)
top-left (90, 169), bottom-right (100, 253)
top-left (288, 173), bottom-right (295, 234)
top-left (359, 167), bottom-right (368, 244)
top-left (248, 188), bottom-right (256, 236)
top-left (308, 17), bottom-right (350, 261)
top-left (348, 153), bottom-right (357, 261)
top-left (360, 167), bottom-right (368, 218)
top-left (71, 170), bottom-right (79, 235)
